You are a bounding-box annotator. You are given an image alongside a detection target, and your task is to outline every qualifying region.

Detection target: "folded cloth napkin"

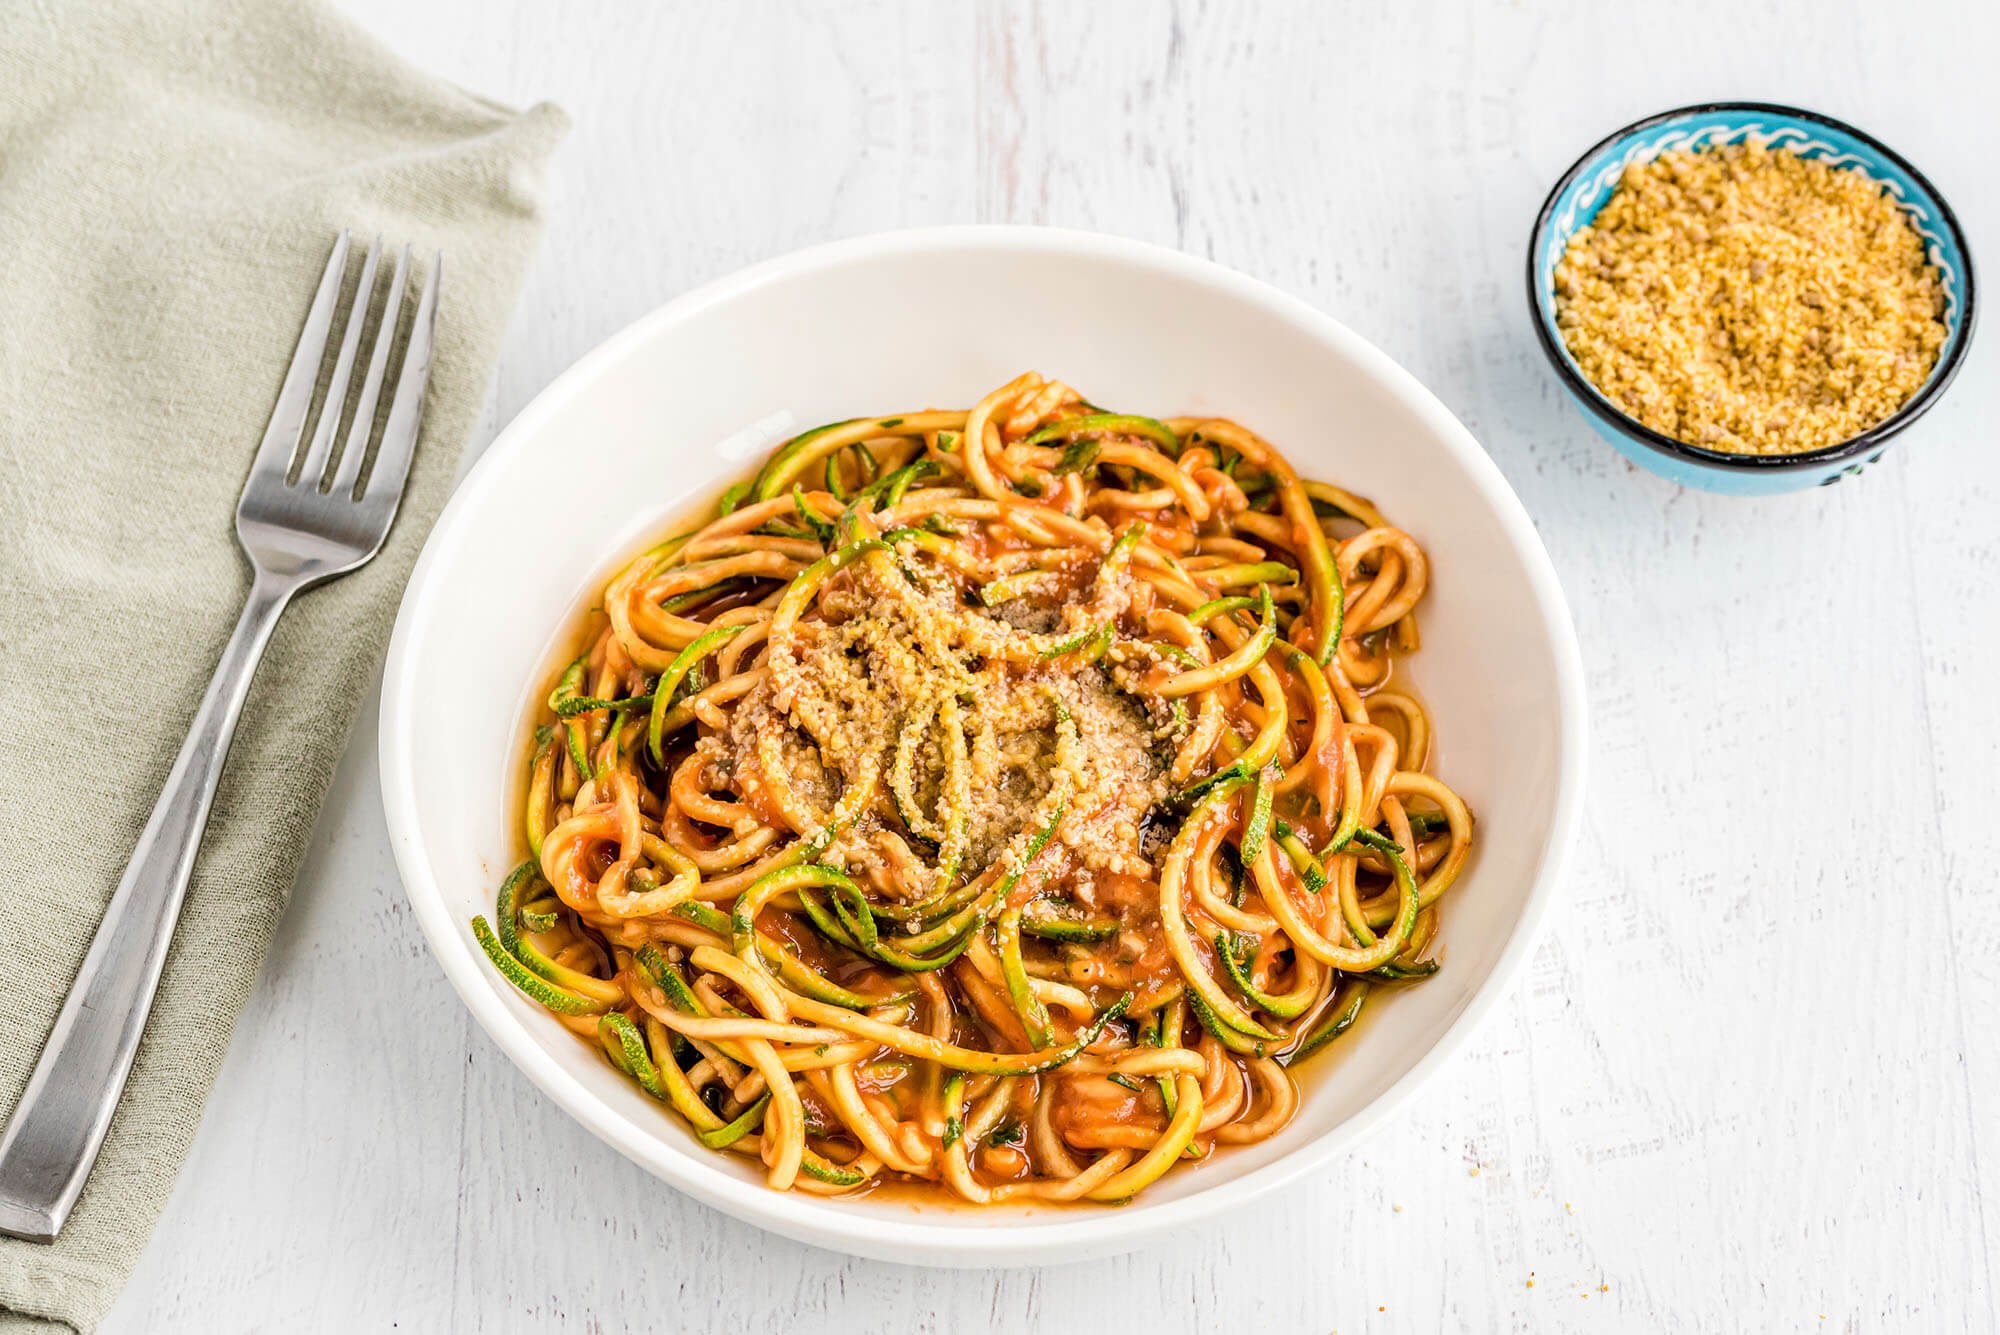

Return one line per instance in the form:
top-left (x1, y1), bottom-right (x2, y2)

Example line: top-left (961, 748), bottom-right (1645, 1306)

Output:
top-left (0, 1), bottom-right (566, 1328)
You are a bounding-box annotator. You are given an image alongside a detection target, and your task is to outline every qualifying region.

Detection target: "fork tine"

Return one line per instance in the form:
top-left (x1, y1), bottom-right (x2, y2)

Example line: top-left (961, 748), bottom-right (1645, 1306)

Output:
top-left (247, 232), bottom-right (350, 486)
top-left (329, 243), bottom-right (411, 500)
top-left (296, 235), bottom-right (381, 489)
top-left (359, 253), bottom-right (441, 508)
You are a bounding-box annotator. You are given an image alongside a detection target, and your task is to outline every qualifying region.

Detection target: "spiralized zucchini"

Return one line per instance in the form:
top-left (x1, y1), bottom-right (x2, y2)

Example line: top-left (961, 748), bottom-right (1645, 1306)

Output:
top-left (475, 372), bottom-right (1469, 1204)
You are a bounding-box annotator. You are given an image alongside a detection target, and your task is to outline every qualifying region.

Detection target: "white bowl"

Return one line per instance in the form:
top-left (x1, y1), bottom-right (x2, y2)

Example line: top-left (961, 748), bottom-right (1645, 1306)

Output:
top-left (379, 226), bottom-right (1588, 1268)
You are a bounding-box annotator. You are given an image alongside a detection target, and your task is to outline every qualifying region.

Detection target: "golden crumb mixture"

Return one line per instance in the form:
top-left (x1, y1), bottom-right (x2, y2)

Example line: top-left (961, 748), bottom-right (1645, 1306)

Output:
top-left (1554, 140), bottom-right (1946, 455)
top-left (738, 533), bottom-right (1169, 901)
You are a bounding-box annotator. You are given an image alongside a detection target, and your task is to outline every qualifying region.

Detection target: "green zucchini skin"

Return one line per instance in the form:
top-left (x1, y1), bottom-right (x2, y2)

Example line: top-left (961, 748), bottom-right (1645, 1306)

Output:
top-left (1238, 766), bottom-right (1276, 868)
top-left (1021, 412), bottom-right (1180, 455)
top-left (1272, 822), bottom-right (1328, 893)
top-left (548, 656), bottom-right (593, 779)
top-left (798, 1151), bottom-right (868, 1186)
top-left (647, 624), bottom-right (743, 762)
top-left (1020, 904), bottom-right (1118, 944)
top-left (751, 419), bottom-right (860, 502)
top-left (697, 1094), bottom-right (771, 1149)
top-left (491, 862), bottom-right (622, 1003)
top-left (1185, 985), bottom-right (1270, 1057)
top-left (1214, 931), bottom-right (1313, 1019)
top-left (997, 905), bottom-right (1054, 1047)
top-left (1175, 760), bottom-right (1250, 807)
top-left (1280, 981), bottom-right (1370, 1068)
top-left (1053, 438), bottom-right (1102, 474)
top-left (470, 916), bottom-right (604, 1016)
top-left (634, 947), bottom-right (716, 1024)
top-left (1365, 958), bottom-right (1441, 982)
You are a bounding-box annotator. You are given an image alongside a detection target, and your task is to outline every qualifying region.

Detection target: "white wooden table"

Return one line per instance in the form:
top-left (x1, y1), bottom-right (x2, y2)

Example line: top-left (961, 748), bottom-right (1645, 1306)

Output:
top-left (108, 3), bottom-right (1999, 1330)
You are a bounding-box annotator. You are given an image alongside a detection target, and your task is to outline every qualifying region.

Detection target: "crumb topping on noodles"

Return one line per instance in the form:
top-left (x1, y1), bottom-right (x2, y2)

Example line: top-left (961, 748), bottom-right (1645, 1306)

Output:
top-left (739, 514), bottom-right (1167, 893)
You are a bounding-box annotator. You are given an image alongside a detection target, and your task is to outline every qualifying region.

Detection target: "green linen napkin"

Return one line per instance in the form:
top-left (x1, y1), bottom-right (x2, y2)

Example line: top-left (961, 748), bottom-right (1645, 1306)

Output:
top-left (0, 1), bottom-right (566, 1328)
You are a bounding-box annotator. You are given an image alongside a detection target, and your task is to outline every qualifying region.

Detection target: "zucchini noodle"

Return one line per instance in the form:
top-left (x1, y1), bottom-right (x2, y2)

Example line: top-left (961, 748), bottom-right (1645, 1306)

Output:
top-left (474, 373), bottom-right (1472, 1204)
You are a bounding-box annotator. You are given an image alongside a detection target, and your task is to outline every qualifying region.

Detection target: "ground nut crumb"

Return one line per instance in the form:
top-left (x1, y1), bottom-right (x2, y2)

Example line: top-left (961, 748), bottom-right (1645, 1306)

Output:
top-left (1553, 139), bottom-right (1946, 455)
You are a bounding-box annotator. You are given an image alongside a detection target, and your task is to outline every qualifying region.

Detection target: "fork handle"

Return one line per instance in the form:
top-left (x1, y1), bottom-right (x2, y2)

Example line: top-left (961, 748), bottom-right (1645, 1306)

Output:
top-left (0, 569), bottom-right (299, 1243)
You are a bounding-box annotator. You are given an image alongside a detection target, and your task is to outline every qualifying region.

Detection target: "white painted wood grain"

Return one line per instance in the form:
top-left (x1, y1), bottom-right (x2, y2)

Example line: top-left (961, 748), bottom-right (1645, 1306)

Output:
top-left (104, 2), bottom-right (2000, 1331)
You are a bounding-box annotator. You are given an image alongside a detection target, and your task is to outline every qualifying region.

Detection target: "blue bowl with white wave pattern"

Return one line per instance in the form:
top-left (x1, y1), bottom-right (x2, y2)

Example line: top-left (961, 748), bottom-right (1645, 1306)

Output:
top-left (1527, 102), bottom-right (1976, 495)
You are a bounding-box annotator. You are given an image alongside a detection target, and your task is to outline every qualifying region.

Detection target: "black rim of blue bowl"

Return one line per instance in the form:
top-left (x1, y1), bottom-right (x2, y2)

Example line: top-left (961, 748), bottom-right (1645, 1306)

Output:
top-left (1526, 100), bottom-right (1979, 472)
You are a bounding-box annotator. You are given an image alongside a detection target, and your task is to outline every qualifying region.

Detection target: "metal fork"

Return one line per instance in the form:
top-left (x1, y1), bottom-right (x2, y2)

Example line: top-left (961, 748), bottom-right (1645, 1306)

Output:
top-left (0, 233), bottom-right (441, 1244)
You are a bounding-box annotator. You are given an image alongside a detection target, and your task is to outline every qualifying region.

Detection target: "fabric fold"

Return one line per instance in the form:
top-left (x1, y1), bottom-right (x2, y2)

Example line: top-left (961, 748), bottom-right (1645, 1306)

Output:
top-left (0, 2), bottom-right (567, 1328)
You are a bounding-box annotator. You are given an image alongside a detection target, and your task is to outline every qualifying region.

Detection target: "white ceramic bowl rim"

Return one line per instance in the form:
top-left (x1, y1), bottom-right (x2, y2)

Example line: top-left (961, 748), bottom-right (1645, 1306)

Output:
top-left (379, 225), bottom-right (1589, 1265)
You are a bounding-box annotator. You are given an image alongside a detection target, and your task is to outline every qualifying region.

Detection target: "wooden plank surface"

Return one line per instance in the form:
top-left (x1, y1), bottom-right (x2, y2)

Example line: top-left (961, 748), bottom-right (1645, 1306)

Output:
top-left (106, 2), bottom-right (1999, 1330)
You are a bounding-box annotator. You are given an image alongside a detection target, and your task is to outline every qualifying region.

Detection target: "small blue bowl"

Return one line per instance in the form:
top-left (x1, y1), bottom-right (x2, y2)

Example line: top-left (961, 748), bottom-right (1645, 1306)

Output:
top-left (1527, 102), bottom-right (1976, 494)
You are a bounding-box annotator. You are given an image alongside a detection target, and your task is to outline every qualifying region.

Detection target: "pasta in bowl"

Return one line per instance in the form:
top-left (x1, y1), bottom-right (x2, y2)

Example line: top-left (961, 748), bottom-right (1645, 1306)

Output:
top-left (380, 227), bottom-right (1584, 1265)
top-left (481, 373), bottom-right (1469, 1204)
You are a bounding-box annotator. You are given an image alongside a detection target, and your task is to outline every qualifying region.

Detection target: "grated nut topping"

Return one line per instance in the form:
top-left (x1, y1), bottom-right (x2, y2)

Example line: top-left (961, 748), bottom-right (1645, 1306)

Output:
top-left (1554, 140), bottom-right (1946, 455)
